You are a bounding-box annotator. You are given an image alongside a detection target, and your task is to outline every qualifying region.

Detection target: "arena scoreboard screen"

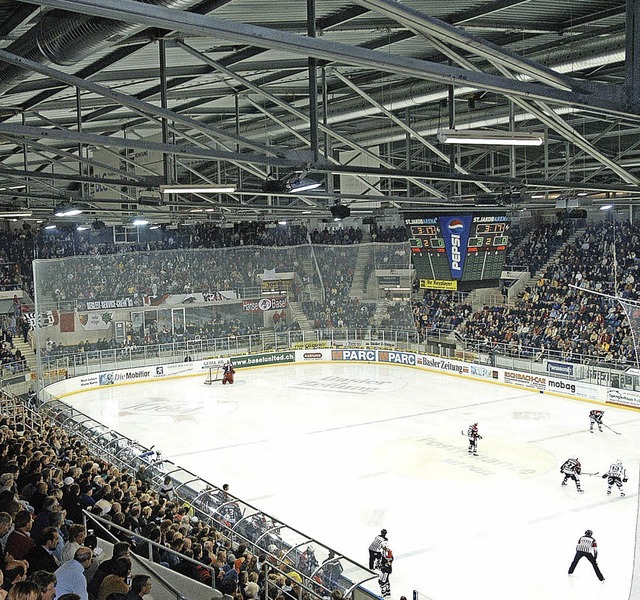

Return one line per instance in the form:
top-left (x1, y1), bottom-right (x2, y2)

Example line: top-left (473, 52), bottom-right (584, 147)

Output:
top-left (405, 212), bottom-right (509, 291)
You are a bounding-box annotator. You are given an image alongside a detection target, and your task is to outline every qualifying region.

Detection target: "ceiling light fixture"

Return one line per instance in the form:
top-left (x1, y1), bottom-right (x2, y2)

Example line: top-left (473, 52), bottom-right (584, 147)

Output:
top-left (287, 176), bottom-right (322, 193)
top-left (76, 224), bottom-right (90, 231)
top-left (263, 172), bottom-right (322, 194)
top-left (437, 129), bottom-right (545, 146)
top-left (43, 223), bottom-right (57, 230)
top-left (160, 184), bottom-right (236, 194)
top-left (0, 211), bottom-right (32, 218)
top-left (132, 216), bottom-right (149, 226)
top-left (54, 205), bottom-right (83, 217)
top-left (600, 204), bottom-right (614, 211)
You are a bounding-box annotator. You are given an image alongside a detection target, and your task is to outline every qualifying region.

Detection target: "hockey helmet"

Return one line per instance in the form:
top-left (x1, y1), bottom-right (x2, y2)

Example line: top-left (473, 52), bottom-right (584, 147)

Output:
top-left (585, 529), bottom-right (593, 536)
top-left (380, 540), bottom-right (389, 549)
top-left (381, 528), bottom-right (387, 536)
top-left (616, 459), bottom-right (622, 465)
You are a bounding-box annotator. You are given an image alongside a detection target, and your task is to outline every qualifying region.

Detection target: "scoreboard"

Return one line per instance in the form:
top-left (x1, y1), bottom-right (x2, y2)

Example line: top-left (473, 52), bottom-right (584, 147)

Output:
top-left (405, 213), bottom-right (509, 291)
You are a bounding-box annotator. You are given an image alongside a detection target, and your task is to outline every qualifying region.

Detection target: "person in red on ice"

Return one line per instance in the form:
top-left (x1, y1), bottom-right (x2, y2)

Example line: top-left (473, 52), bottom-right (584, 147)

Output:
top-left (222, 360), bottom-right (235, 385)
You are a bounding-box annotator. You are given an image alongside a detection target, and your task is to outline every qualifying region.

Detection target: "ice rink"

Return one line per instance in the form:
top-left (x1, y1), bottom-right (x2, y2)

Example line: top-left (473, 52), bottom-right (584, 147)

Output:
top-left (62, 362), bottom-right (640, 600)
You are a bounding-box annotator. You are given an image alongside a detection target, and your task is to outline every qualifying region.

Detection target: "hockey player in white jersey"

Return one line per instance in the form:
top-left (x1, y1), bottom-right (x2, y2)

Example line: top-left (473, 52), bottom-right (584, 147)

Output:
top-left (467, 422), bottom-right (482, 456)
top-left (561, 457), bottom-right (584, 493)
top-left (602, 459), bottom-right (627, 497)
top-left (589, 409), bottom-right (604, 433)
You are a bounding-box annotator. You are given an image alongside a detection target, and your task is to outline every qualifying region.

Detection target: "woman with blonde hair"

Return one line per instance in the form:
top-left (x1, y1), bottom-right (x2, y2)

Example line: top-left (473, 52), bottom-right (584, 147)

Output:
top-left (6, 581), bottom-right (40, 600)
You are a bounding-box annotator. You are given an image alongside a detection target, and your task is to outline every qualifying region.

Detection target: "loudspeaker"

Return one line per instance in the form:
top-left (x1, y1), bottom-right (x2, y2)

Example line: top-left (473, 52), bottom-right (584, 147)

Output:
top-left (330, 204), bottom-right (350, 219)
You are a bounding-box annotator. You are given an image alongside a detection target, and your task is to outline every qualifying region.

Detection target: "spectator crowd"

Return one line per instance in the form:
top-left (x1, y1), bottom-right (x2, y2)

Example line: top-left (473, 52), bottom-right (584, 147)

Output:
top-left (0, 399), bottom-right (348, 600)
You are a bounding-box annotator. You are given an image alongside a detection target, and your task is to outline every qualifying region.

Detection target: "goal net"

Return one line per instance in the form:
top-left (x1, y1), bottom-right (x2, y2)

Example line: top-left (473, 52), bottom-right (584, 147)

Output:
top-left (203, 365), bottom-right (223, 385)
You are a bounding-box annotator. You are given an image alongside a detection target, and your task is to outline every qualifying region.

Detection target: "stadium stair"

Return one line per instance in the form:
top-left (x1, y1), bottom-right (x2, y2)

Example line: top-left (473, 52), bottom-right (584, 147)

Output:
top-left (525, 226), bottom-right (586, 289)
top-left (12, 337), bottom-right (36, 373)
top-left (371, 298), bottom-right (390, 326)
top-left (349, 245), bottom-right (371, 299)
top-left (289, 300), bottom-right (313, 330)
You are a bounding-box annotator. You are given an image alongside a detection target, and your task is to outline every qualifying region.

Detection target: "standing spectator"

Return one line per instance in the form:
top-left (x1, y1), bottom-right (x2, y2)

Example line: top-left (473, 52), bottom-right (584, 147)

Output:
top-left (20, 317), bottom-right (30, 344)
top-left (368, 529), bottom-right (387, 569)
top-left (568, 530), bottom-right (605, 581)
top-left (54, 547), bottom-right (93, 600)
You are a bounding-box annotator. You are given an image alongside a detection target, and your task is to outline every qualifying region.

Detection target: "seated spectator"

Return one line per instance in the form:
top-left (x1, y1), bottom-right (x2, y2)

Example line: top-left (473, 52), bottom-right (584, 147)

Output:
top-left (62, 525), bottom-right (87, 564)
top-left (28, 570), bottom-right (57, 600)
top-left (54, 547), bottom-right (93, 600)
top-left (24, 527), bottom-right (59, 574)
top-left (6, 511), bottom-right (35, 561)
top-left (124, 575), bottom-right (151, 600)
top-left (6, 581), bottom-right (40, 600)
top-left (87, 543), bottom-right (130, 600)
top-left (97, 557), bottom-right (130, 600)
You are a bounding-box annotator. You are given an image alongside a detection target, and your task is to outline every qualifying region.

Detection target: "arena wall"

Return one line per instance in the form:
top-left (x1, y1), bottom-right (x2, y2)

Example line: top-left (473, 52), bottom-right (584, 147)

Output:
top-left (43, 349), bottom-right (640, 411)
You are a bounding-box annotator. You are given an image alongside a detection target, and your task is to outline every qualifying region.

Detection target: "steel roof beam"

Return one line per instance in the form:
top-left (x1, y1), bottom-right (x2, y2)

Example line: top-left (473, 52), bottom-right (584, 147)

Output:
top-left (355, 0), bottom-right (578, 91)
top-left (22, 0), bottom-right (629, 116)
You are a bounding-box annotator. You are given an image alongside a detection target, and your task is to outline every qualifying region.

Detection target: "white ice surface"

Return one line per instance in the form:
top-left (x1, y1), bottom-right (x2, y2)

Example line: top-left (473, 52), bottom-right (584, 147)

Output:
top-left (62, 363), bottom-right (640, 600)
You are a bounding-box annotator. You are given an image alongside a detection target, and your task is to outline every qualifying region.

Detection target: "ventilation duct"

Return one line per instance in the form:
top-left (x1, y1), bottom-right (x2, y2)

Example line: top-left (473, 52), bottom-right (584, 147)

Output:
top-left (0, 0), bottom-right (203, 96)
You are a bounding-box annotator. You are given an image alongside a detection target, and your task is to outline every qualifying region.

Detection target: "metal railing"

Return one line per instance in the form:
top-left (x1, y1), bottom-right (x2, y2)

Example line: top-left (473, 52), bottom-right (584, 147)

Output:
top-left (33, 395), bottom-right (376, 600)
top-left (33, 326), bottom-right (640, 392)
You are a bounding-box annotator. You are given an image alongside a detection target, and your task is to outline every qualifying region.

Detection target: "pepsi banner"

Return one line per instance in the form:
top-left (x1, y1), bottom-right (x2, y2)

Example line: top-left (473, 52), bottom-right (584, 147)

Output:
top-left (438, 215), bottom-right (473, 280)
top-left (405, 212), bottom-right (509, 291)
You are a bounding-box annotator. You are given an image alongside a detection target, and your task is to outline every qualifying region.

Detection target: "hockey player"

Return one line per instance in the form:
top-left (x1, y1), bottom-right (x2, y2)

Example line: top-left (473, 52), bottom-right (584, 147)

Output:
top-left (376, 540), bottom-right (393, 599)
top-left (222, 360), bottom-right (235, 385)
top-left (368, 529), bottom-right (387, 569)
top-left (602, 459), bottom-right (627, 497)
top-left (561, 457), bottom-right (584, 493)
top-left (568, 529), bottom-right (605, 581)
top-left (467, 422), bottom-right (482, 456)
top-left (589, 409), bottom-right (604, 433)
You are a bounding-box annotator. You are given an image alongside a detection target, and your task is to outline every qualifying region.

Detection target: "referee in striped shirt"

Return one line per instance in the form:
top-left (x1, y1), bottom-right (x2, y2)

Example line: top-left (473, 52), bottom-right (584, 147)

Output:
top-left (568, 530), bottom-right (605, 581)
top-left (368, 529), bottom-right (388, 569)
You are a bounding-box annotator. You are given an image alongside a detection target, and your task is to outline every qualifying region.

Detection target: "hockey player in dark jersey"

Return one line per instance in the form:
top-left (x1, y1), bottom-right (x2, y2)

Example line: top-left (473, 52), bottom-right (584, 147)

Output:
top-left (568, 529), bottom-right (605, 581)
top-left (467, 422), bottom-right (482, 456)
top-left (589, 409), bottom-right (604, 433)
top-left (376, 540), bottom-right (393, 599)
top-left (561, 457), bottom-right (584, 493)
top-left (602, 459), bottom-right (627, 497)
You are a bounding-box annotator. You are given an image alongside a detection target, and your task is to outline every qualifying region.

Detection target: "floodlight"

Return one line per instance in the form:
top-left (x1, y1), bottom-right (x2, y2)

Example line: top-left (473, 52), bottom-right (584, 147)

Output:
top-left (160, 184), bottom-right (236, 194)
top-left (437, 129), bottom-right (545, 146)
top-left (54, 205), bottom-right (83, 217)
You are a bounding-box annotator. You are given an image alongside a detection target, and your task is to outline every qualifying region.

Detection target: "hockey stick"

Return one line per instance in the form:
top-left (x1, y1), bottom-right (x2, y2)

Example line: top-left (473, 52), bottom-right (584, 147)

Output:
top-left (582, 471), bottom-right (600, 476)
top-left (602, 423), bottom-right (622, 435)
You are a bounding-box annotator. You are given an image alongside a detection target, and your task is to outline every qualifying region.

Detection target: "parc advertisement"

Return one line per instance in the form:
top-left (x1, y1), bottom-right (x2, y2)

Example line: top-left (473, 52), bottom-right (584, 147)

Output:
top-left (44, 347), bottom-right (627, 409)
